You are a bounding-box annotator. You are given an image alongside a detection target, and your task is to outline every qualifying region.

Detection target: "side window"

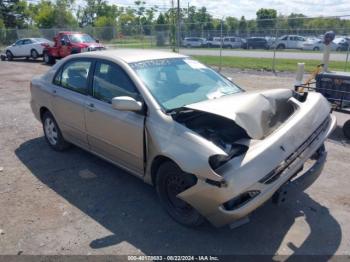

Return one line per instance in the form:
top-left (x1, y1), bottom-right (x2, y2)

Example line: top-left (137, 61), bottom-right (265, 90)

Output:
top-left (93, 61), bottom-right (138, 103)
top-left (56, 60), bottom-right (91, 94)
top-left (281, 36), bottom-right (288, 41)
top-left (15, 40), bottom-right (23, 46)
top-left (23, 39), bottom-right (32, 45)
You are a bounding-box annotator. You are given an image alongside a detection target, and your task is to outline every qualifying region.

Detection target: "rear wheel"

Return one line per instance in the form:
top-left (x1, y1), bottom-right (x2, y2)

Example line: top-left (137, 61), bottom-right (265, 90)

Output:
top-left (6, 51), bottom-right (13, 61)
top-left (156, 161), bottom-right (205, 227)
top-left (277, 44), bottom-right (285, 50)
top-left (31, 49), bottom-right (39, 60)
top-left (42, 111), bottom-right (70, 151)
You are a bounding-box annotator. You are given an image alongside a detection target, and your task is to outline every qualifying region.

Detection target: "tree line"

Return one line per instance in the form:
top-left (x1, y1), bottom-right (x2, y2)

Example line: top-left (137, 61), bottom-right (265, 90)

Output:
top-left (1, 0), bottom-right (350, 36)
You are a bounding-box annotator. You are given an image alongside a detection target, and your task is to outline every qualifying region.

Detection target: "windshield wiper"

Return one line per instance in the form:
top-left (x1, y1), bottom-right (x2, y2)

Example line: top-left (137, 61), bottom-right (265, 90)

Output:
top-left (166, 106), bottom-right (195, 116)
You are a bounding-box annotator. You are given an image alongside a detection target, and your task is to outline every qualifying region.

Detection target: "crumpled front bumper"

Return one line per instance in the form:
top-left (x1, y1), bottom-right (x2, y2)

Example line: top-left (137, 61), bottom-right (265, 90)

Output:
top-left (179, 114), bottom-right (336, 227)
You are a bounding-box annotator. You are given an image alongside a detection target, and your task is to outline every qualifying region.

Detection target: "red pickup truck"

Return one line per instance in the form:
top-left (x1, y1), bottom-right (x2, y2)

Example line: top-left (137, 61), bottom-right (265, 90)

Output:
top-left (43, 31), bottom-right (106, 64)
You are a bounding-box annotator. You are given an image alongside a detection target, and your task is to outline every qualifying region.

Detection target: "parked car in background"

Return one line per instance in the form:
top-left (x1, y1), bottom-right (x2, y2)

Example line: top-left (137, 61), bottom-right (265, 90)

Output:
top-left (222, 37), bottom-right (243, 48)
top-left (301, 37), bottom-right (349, 52)
top-left (273, 35), bottom-right (306, 50)
top-left (242, 37), bottom-right (269, 49)
top-left (43, 31), bottom-right (106, 65)
top-left (207, 37), bottom-right (222, 47)
top-left (182, 37), bottom-right (207, 48)
top-left (333, 37), bottom-right (350, 51)
top-left (301, 38), bottom-right (323, 51)
top-left (30, 49), bottom-right (336, 228)
top-left (5, 38), bottom-right (53, 61)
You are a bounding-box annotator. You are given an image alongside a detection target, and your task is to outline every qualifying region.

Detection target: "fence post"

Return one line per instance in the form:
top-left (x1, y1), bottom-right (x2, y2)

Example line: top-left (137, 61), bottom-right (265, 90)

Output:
top-left (272, 27), bottom-right (278, 74)
top-left (219, 18), bottom-right (224, 72)
top-left (345, 44), bottom-right (350, 72)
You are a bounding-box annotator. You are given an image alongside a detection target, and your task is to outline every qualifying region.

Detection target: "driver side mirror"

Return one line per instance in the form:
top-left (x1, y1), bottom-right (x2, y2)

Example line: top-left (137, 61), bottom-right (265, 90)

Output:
top-left (111, 96), bottom-right (142, 112)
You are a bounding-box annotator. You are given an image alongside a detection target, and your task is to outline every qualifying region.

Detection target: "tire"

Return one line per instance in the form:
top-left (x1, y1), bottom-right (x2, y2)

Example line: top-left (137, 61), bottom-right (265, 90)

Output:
top-left (0, 55), bottom-right (5, 61)
top-left (343, 120), bottom-right (350, 139)
top-left (31, 49), bottom-right (39, 60)
top-left (43, 52), bottom-right (55, 65)
top-left (277, 44), bottom-right (285, 50)
top-left (313, 47), bottom-right (320, 51)
top-left (156, 161), bottom-right (205, 227)
top-left (6, 50), bottom-right (13, 61)
top-left (42, 111), bottom-right (70, 151)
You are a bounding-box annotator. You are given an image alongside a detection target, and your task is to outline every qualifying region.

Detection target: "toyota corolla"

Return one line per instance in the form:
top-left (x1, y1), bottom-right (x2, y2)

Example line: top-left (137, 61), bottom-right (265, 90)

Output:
top-left (30, 49), bottom-right (336, 227)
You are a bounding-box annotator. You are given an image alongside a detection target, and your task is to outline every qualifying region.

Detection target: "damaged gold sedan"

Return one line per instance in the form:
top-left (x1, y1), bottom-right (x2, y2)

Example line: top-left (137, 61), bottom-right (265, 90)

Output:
top-left (30, 49), bottom-right (336, 227)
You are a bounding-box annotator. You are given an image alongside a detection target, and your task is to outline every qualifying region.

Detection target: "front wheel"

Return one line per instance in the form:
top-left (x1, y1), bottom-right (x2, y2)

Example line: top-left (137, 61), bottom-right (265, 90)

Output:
top-left (6, 51), bottom-right (13, 61)
top-left (343, 120), bottom-right (350, 139)
top-left (42, 111), bottom-right (70, 151)
top-left (156, 161), bottom-right (205, 227)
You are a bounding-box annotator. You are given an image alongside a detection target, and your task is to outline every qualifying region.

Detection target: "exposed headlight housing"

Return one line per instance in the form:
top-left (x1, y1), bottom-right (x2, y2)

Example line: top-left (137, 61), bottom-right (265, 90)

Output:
top-left (209, 144), bottom-right (248, 171)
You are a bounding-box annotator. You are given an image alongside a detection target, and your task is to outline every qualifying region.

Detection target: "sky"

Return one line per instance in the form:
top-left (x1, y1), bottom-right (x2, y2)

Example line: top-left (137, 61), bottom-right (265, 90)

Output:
top-left (27, 0), bottom-right (350, 19)
top-left (105, 0), bottom-right (350, 19)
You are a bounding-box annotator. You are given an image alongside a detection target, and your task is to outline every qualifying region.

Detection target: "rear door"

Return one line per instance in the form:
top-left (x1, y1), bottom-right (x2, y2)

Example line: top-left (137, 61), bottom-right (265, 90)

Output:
top-left (288, 36), bottom-right (297, 48)
top-left (51, 58), bottom-right (93, 149)
top-left (22, 39), bottom-right (34, 56)
top-left (85, 60), bottom-right (145, 175)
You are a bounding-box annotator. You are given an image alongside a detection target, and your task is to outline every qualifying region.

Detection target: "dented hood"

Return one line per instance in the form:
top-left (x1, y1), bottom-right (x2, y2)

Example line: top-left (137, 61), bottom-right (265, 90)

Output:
top-left (185, 89), bottom-right (294, 140)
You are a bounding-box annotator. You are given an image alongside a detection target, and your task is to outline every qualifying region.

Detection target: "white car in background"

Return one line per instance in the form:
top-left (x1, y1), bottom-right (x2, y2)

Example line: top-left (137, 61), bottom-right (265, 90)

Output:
top-left (182, 37), bottom-right (207, 48)
top-left (302, 37), bottom-right (348, 51)
top-left (5, 38), bottom-right (53, 61)
top-left (273, 35), bottom-right (306, 50)
top-left (207, 37), bottom-right (222, 47)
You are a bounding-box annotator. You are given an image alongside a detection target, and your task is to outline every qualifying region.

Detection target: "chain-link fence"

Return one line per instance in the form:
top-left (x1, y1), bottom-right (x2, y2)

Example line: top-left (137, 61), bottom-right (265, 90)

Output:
top-left (1, 16), bottom-right (350, 72)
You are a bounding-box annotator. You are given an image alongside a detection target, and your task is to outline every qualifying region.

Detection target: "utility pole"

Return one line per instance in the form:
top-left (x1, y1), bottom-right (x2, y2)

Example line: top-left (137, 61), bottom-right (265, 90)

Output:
top-left (219, 17), bottom-right (224, 72)
top-left (177, 0), bottom-right (181, 52)
top-left (171, 0), bottom-right (175, 52)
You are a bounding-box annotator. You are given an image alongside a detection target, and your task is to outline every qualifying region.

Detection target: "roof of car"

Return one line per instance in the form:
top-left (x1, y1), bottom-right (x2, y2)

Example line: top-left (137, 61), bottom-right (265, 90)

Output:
top-left (76, 49), bottom-right (188, 63)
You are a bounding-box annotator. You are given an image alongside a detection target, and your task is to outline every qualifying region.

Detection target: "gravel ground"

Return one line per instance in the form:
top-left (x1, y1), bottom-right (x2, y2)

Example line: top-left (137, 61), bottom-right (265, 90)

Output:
top-left (0, 59), bottom-right (349, 257)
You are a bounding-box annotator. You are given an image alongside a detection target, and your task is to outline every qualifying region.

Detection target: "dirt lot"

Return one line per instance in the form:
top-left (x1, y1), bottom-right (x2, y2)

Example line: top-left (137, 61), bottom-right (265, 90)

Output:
top-left (0, 59), bottom-right (349, 257)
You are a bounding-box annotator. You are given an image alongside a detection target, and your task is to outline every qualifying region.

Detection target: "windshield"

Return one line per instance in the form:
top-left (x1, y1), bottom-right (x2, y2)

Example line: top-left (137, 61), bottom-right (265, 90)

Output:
top-left (69, 34), bottom-right (95, 43)
top-left (130, 58), bottom-right (242, 111)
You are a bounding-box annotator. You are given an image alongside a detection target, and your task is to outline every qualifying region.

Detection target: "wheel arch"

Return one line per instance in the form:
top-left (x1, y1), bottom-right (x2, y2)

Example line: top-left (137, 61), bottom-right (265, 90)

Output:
top-left (39, 106), bottom-right (51, 121)
top-left (150, 155), bottom-right (178, 186)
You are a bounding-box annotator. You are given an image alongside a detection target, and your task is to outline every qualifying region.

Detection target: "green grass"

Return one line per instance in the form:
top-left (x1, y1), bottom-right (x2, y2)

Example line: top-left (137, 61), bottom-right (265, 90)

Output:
top-left (193, 55), bottom-right (349, 72)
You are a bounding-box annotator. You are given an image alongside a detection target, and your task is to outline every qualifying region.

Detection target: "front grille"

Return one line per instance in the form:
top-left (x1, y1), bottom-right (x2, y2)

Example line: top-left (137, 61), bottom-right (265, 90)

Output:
top-left (259, 116), bottom-right (330, 184)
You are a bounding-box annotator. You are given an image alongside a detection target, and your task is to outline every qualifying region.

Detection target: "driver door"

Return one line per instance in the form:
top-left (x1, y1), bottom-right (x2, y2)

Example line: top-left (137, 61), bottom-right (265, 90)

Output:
top-left (59, 35), bottom-right (72, 57)
top-left (10, 40), bottom-right (24, 56)
top-left (85, 60), bottom-right (145, 176)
